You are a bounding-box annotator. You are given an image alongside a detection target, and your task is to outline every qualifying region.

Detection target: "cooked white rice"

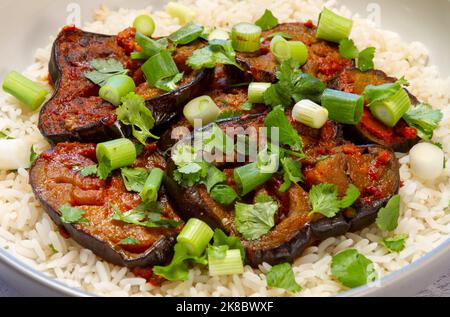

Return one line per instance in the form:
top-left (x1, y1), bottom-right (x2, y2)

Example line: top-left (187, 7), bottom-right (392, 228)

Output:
top-left (0, 0), bottom-right (449, 297)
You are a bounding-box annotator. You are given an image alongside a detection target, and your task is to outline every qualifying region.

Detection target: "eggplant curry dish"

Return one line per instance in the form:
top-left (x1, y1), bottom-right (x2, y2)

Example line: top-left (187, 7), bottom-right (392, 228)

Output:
top-left (1, 5), bottom-right (445, 294)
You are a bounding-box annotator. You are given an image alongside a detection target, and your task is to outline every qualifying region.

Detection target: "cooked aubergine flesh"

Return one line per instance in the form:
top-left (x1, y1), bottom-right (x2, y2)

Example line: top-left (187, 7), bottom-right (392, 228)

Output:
top-left (164, 116), bottom-right (399, 266)
top-left (30, 142), bottom-right (182, 267)
top-left (39, 27), bottom-right (210, 144)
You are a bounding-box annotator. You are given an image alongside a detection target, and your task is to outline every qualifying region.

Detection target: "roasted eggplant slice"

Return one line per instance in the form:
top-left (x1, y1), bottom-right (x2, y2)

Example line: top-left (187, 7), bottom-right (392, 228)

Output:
top-left (39, 27), bottom-right (211, 144)
top-left (30, 142), bottom-right (182, 267)
top-left (164, 115), bottom-right (398, 266)
top-left (330, 68), bottom-right (420, 152)
top-left (237, 23), bottom-right (352, 83)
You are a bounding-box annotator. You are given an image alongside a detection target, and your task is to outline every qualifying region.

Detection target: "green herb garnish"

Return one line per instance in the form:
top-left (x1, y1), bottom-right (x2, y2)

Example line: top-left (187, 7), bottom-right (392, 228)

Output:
top-left (331, 249), bottom-right (377, 288)
top-left (84, 58), bottom-right (128, 86)
top-left (266, 263), bottom-right (302, 292)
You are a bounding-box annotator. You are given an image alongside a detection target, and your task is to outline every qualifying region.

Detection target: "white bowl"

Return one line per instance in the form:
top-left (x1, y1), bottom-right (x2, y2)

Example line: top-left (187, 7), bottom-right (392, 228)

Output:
top-left (0, 0), bottom-right (449, 297)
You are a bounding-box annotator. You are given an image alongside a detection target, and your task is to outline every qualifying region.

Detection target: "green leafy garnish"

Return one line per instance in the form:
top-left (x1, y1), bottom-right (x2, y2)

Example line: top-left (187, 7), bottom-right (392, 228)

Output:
top-left (357, 47), bottom-right (376, 72)
top-left (338, 39), bottom-right (375, 71)
top-left (263, 59), bottom-right (326, 108)
top-left (331, 249), bottom-right (377, 288)
top-left (235, 197), bottom-right (278, 241)
top-left (255, 9), bottom-right (279, 31)
top-left (266, 32), bottom-right (293, 40)
top-left (266, 263), bottom-right (302, 293)
top-left (403, 103), bottom-right (443, 140)
top-left (187, 39), bottom-right (243, 70)
top-left (112, 202), bottom-right (182, 229)
top-left (84, 58), bottom-right (128, 86)
top-left (119, 237), bottom-right (140, 245)
top-left (80, 165), bottom-right (98, 177)
top-left (279, 157), bottom-right (304, 192)
top-left (59, 204), bottom-right (89, 224)
top-left (116, 92), bottom-right (159, 145)
top-left (211, 229), bottom-right (245, 260)
top-left (48, 244), bottom-right (58, 254)
top-left (240, 101), bottom-right (253, 111)
top-left (0, 130), bottom-right (13, 140)
top-left (203, 165), bottom-right (227, 193)
top-left (153, 243), bottom-right (208, 281)
top-left (380, 234), bottom-right (408, 253)
top-left (308, 184), bottom-right (340, 218)
top-left (121, 167), bottom-right (149, 192)
top-left (375, 194), bottom-right (400, 231)
top-left (174, 160), bottom-right (209, 187)
top-left (309, 184), bottom-right (360, 218)
top-left (339, 184), bottom-right (361, 209)
top-left (339, 39), bottom-right (359, 59)
top-left (210, 185), bottom-right (239, 205)
top-left (30, 146), bottom-right (39, 165)
top-left (264, 106), bottom-right (303, 152)
top-left (155, 72), bottom-right (184, 92)
top-left (217, 109), bottom-right (243, 120)
top-left (168, 22), bottom-right (204, 45)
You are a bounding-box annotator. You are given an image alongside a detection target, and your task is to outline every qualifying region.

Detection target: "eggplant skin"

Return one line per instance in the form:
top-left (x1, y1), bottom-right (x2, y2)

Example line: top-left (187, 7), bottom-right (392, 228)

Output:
top-left (29, 144), bottom-right (180, 268)
top-left (40, 28), bottom-right (212, 144)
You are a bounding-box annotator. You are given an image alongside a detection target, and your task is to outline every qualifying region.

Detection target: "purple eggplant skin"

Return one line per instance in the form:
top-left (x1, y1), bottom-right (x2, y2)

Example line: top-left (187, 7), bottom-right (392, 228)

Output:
top-left (29, 143), bottom-right (180, 268)
top-left (40, 28), bottom-right (212, 145)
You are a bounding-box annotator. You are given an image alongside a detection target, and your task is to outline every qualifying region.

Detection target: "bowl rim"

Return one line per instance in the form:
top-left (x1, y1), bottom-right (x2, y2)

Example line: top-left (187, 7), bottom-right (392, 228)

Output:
top-left (1, 235), bottom-right (449, 297)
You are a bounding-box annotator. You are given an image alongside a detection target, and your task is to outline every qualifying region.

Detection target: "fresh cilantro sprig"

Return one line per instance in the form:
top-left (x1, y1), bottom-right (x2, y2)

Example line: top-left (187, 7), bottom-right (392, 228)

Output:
top-left (380, 234), bottom-right (408, 253)
top-left (84, 58), bottom-right (128, 86)
top-left (339, 39), bottom-right (376, 72)
top-left (187, 39), bottom-right (243, 70)
top-left (264, 106), bottom-right (303, 152)
top-left (331, 249), bottom-right (378, 288)
top-left (309, 184), bottom-right (360, 218)
top-left (403, 103), bottom-right (443, 140)
top-left (266, 263), bottom-right (302, 293)
top-left (375, 194), bottom-right (400, 231)
top-left (279, 157), bottom-right (304, 192)
top-left (59, 204), bottom-right (89, 224)
top-left (255, 9), bottom-right (279, 31)
top-left (121, 167), bottom-right (149, 193)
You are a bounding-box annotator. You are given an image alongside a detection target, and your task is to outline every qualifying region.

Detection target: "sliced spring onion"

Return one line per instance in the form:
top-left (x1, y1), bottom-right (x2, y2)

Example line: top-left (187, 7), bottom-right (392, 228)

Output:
top-left (165, 2), bottom-right (196, 25)
top-left (316, 8), bottom-right (353, 43)
top-left (233, 162), bottom-right (274, 196)
top-left (140, 168), bottom-right (165, 203)
top-left (231, 23), bottom-right (262, 53)
top-left (208, 249), bottom-right (244, 276)
top-left (141, 51), bottom-right (179, 88)
top-left (177, 218), bottom-right (214, 256)
top-left (133, 15), bottom-right (155, 37)
top-left (183, 95), bottom-right (221, 126)
top-left (292, 99), bottom-right (329, 129)
top-left (168, 22), bottom-right (204, 45)
top-left (2, 71), bottom-right (48, 111)
top-left (248, 82), bottom-right (271, 104)
top-left (96, 139), bottom-right (136, 172)
top-left (369, 88), bottom-right (411, 128)
top-left (321, 89), bottom-right (363, 125)
top-left (270, 36), bottom-right (308, 65)
top-left (98, 75), bottom-right (136, 106)
top-left (208, 28), bottom-right (230, 41)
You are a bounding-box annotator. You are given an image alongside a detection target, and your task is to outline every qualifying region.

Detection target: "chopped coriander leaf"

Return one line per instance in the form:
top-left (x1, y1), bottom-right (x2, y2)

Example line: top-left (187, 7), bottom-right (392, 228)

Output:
top-left (187, 39), bottom-right (243, 70)
top-left (80, 165), bottom-right (98, 177)
top-left (403, 103), bottom-right (443, 141)
top-left (212, 229), bottom-right (245, 260)
top-left (111, 202), bottom-right (182, 229)
top-left (59, 204), bottom-right (89, 224)
top-left (308, 184), bottom-right (340, 218)
top-left (217, 109), bottom-right (243, 120)
top-left (203, 165), bottom-right (227, 193)
top-left (240, 101), bottom-right (253, 111)
top-left (264, 106), bottom-right (303, 152)
top-left (255, 193), bottom-right (273, 203)
top-left (235, 197), bottom-right (278, 241)
top-left (331, 249), bottom-right (377, 288)
top-left (84, 58), bottom-right (128, 86)
top-left (119, 237), bottom-right (140, 245)
top-left (375, 194), bottom-right (400, 231)
top-left (30, 146), bottom-right (39, 165)
top-left (135, 143), bottom-right (144, 156)
top-left (153, 243), bottom-right (208, 281)
top-left (173, 161), bottom-right (209, 187)
top-left (121, 167), bottom-right (149, 192)
top-left (155, 72), bottom-right (184, 92)
top-left (116, 92), bottom-right (159, 145)
top-left (380, 234), bottom-right (408, 253)
top-left (279, 157), bottom-right (304, 193)
top-left (210, 185), bottom-right (239, 205)
top-left (0, 130), bottom-right (13, 140)
top-left (357, 47), bottom-right (376, 72)
top-left (255, 9), bottom-right (279, 31)
top-left (168, 22), bottom-right (204, 45)
top-left (339, 184), bottom-right (361, 209)
top-left (263, 59), bottom-right (326, 108)
top-left (339, 39), bottom-right (359, 59)
top-left (266, 32), bottom-right (293, 40)
top-left (266, 263), bottom-right (302, 293)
